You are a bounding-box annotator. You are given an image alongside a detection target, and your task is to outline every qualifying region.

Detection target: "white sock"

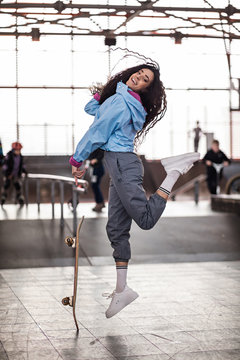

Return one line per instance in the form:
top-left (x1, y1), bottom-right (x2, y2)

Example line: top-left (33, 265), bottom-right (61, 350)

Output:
top-left (116, 264), bottom-right (128, 293)
top-left (159, 170), bottom-right (180, 196)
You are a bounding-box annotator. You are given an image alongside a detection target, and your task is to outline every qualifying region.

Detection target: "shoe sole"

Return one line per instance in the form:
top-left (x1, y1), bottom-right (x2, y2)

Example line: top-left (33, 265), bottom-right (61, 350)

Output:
top-left (164, 161), bottom-right (198, 175)
top-left (162, 156), bottom-right (199, 166)
top-left (162, 156), bottom-right (200, 175)
top-left (162, 154), bottom-right (199, 168)
top-left (161, 152), bottom-right (200, 166)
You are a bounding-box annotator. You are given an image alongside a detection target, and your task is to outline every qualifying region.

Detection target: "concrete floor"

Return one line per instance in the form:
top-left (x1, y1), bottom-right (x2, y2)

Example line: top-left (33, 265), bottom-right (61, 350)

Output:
top-left (1, 201), bottom-right (240, 269)
top-left (0, 261), bottom-right (240, 360)
top-left (1, 201), bottom-right (240, 359)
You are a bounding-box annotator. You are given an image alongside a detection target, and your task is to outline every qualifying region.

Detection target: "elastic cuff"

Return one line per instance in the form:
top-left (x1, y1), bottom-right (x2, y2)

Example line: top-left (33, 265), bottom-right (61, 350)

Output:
top-left (158, 186), bottom-right (170, 196)
top-left (69, 156), bottom-right (82, 168)
top-left (115, 258), bottom-right (129, 263)
top-left (93, 93), bottom-right (101, 101)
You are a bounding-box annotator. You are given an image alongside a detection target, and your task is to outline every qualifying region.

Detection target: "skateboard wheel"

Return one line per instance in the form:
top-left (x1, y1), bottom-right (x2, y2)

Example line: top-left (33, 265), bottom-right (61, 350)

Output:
top-left (64, 237), bottom-right (76, 248)
top-left (62, 296), bottom-right (73, 307)
top-left (62, 297), bottom-right (70, 306)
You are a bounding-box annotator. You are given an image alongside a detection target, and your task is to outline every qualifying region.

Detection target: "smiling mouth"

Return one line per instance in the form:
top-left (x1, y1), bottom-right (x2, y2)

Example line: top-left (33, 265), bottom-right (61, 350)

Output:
top-left (132, 77), bottom-right (137, 85)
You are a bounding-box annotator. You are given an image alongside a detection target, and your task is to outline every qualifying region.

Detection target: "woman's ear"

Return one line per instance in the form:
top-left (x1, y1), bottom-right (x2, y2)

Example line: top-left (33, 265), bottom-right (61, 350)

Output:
top-left (140, 87), bottom-right (150, 95)
top-left (140, 81), bottom-right (153, 94)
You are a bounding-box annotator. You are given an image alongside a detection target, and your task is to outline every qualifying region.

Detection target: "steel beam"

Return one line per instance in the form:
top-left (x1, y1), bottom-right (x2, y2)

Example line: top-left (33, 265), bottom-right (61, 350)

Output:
top-left (0, 30), bottom-right (239, 39)
top-left (0, 3), bottom-right (240, 14)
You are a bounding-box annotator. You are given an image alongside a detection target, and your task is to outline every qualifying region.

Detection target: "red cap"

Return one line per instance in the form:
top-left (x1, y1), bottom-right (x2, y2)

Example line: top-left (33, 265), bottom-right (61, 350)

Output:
top-left (12, 142), bottom-right (23, 150)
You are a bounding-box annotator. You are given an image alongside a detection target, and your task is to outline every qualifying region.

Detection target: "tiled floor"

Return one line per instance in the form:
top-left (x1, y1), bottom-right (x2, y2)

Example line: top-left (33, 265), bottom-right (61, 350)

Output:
top-left (1, 261), bottom-right (240, 360)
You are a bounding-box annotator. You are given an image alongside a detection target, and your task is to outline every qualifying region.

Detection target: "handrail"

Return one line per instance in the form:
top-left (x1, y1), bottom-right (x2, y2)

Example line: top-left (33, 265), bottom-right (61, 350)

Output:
top-left (170, 174), bottom-right (206, 197)
top-left (27, 173), bottom-right (88, 191)
top-left (24, 173), bottom-right (88, 235)
top-left (170, 174), bottom-right (207, 204)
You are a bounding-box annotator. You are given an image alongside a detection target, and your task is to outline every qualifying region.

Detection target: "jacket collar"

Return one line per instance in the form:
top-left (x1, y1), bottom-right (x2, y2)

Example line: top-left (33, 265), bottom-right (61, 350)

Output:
top-left (116, 82), bottom-right (147, 116)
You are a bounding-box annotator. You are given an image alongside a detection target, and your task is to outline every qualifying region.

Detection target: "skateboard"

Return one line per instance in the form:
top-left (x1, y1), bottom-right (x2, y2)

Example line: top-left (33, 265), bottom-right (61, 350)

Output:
top-left (62, 216), bottom-right (84, 331)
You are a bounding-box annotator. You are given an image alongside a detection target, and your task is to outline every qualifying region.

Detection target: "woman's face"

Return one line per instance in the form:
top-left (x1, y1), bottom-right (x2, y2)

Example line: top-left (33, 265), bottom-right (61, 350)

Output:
top-left (126, 68), bottom-right (154, 93)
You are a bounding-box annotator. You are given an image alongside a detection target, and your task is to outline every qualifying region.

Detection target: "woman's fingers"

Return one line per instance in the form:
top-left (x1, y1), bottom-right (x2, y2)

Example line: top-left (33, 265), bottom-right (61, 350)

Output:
top-left (72, 165), bottom-right (85, 187)
top-left (72, 169), bottom-right (86, 179)
top-left (72, 165), bottom-right (78, 175)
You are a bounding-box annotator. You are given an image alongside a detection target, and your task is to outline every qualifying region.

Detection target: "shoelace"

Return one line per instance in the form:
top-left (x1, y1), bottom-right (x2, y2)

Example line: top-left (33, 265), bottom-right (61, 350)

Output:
top-left (102, 290), bottom-right (116, 299)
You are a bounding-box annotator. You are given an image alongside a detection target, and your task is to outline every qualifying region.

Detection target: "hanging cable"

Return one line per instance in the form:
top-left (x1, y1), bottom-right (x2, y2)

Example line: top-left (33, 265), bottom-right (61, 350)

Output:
top-left (125, 0), bottom-right (128, 51)
top-left (203, 0), bottom-right (233, 158)
top-left (203, 0), bottom-right (231, 72)
top-left (70, 0), bottom-right (75, 154)
top-left (107, 0), bottom-right (111, 78)
top-left (15, 0), bottom-right (19, 141)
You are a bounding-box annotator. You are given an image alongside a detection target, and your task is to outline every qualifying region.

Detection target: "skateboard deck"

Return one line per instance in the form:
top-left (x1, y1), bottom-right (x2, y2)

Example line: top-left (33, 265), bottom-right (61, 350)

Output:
top-left (62, 216), bottom-right (84, 331)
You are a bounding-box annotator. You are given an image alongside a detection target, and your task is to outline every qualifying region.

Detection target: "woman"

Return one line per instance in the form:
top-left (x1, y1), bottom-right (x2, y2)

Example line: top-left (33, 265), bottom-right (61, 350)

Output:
top-left (70, 62), bottom-right (199, 318)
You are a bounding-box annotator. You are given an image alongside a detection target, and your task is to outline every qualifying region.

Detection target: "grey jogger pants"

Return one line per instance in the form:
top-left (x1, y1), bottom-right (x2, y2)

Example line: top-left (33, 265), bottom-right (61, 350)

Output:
top-left (104, 152), bottom-right (166, 262)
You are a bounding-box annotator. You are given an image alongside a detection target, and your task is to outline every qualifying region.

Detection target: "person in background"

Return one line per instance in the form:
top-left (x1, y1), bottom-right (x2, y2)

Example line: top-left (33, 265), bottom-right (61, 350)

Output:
top-left (202, 139), bottom-right (230, 195)
top-left (88, 148), bottom-right (105, 212)
top-left (193, 121), bottom-right (204, 152)
top-left (1, 142), bottom-right (27, 206)
top-left (188, 120), bottom-right (204, 152)
top-left (0, 139), bottom-right (4, 166)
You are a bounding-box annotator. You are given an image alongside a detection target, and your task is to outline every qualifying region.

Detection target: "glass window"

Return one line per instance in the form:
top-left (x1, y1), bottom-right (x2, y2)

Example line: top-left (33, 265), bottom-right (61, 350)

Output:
top-left (0, 5), bottom-right (239, 159)
top-left (0, 51), bottom-right (16, 85)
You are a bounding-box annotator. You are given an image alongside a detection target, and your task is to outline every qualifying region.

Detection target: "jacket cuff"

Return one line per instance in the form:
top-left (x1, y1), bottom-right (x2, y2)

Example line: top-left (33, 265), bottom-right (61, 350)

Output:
top-left (69, 156), bottom-right (82, 168)
top-left (93, 93), bottom-right (101, 101)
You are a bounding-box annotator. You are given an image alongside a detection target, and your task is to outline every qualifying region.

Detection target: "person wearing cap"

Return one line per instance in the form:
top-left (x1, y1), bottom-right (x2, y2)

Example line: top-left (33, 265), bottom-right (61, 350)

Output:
top-left (1, 142), bottom-right (27, 206)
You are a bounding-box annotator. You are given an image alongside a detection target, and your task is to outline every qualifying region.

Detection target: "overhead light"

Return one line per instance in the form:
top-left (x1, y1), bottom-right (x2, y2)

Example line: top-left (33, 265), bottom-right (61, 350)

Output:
top-left (31, 28), bottom-right (40, 41)
top-left (104, 37), bottom-right (117, 46)
top-left (173, 32), bottom-right (184, 44)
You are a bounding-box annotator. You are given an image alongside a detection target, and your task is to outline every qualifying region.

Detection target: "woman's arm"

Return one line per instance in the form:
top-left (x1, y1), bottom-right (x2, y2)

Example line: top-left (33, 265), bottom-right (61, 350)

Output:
top-left (84, 93), bottom-right (101, 116)
top-left (71, 95), bottom-right (130, 165)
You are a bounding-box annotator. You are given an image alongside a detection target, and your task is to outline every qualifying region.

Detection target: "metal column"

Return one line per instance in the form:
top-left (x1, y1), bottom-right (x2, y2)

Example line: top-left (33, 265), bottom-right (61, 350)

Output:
top-left (59, 181), bottom-right (64, 227)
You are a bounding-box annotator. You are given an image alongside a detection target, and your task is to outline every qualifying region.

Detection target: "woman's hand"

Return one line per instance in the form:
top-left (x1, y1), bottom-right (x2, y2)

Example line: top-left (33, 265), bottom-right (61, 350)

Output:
top-left (206, 160), bottom-right (212, 166)
top-left (72, 165), bottom-right (86, 186)
top-left (90, 158), bottom-right (98, 165)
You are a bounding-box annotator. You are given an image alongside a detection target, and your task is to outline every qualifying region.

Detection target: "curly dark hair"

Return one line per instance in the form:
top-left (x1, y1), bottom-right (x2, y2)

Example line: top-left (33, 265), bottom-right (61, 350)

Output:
top-left (94, 62), bottom-right (167, 146)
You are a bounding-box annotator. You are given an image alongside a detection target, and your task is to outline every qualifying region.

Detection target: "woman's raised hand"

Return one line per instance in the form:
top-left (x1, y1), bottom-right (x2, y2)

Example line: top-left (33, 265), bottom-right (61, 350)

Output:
top-left (72, 165), bottom-right (86, 186)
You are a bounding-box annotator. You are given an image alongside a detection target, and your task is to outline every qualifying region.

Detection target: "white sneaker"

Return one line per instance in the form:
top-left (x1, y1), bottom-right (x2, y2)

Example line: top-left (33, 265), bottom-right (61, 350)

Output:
top-left (103, 286), bottom-right (139, 319)
top-left (161, 152), bottom-right (200, 175)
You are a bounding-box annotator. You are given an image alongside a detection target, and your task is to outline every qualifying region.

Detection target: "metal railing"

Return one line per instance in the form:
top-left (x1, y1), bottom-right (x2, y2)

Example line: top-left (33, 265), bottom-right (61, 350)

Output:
top-left (170, 174), bottom-right (207, 204)
top-left (24, 173), bottom-right (88, 235)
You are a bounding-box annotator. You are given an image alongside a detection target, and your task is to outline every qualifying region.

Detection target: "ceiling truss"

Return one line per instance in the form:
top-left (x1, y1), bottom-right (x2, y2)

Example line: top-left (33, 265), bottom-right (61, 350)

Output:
top-left (0, 1), bottom-right (239, 40)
